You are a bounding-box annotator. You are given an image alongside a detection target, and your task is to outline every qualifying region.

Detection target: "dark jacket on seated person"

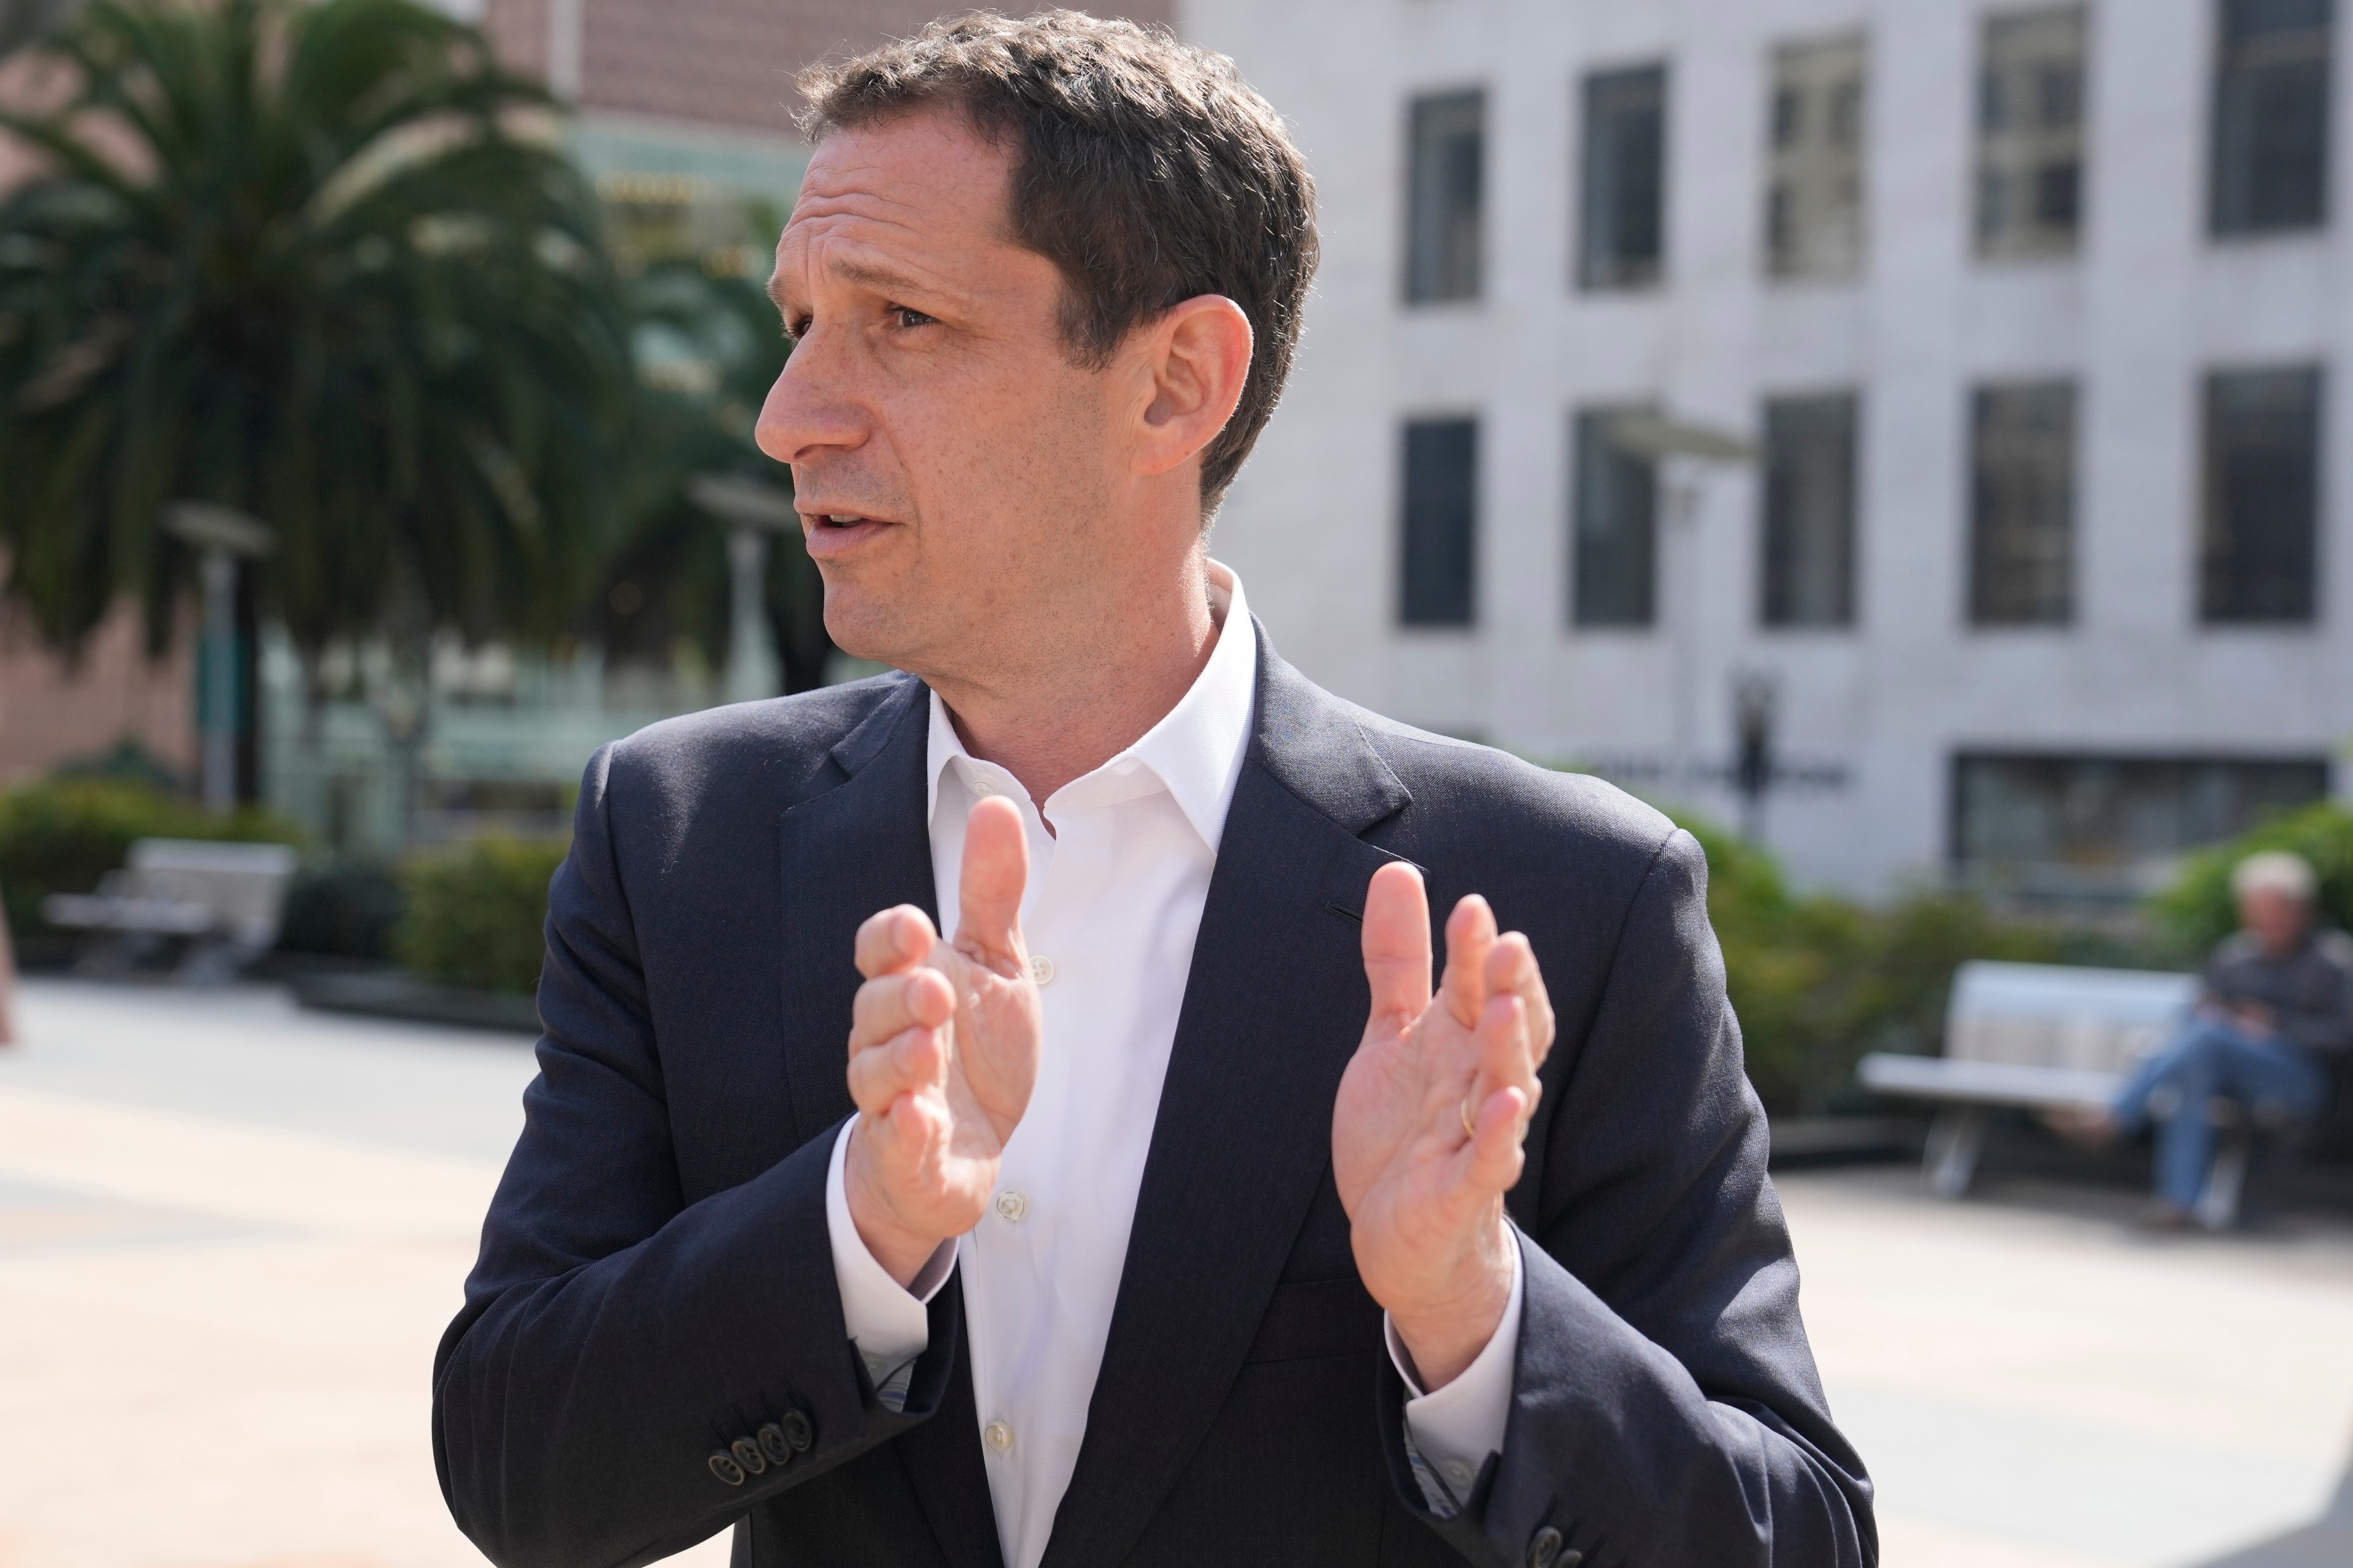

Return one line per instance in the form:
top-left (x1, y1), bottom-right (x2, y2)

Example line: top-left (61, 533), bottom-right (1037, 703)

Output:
top-left (2204, 928), bottom-right (2353, 1059)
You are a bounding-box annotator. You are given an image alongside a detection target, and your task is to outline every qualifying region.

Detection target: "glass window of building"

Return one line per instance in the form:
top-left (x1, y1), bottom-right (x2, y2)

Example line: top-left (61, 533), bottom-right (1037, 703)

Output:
top-left (1400, 418), bottom-right (1478, 626)
top-left (1578, 65), bottom-right (1668, 290)
top-left (2210, 0), bottom-right (2333, 236)
top-left (1976, 7), bottom-right (2088, 258)
top-left (1952, 753), bottom-right (2328, 900)
top-left (1760, 392), bottom-right (1860, 627)
top-left (1571, 409), bottom-right (1658, 627)
top-left (1765, 34), bottom-right (1868, 279)
top-left (1970, 381), bottom-right (2077, 625)
top-left (2201, 366), bottom-right (2322, 623)
top-left (1405, 91), bottom-right (1485, 303)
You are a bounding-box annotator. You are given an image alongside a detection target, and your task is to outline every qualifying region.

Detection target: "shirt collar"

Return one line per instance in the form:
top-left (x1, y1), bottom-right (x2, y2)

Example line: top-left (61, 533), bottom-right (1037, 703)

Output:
top-left (923, 561), bottom-right (1259, 854)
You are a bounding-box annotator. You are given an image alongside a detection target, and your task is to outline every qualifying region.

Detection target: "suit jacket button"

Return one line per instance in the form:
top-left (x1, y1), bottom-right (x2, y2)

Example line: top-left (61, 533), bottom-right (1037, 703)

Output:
top-left (780, 1409), bottom-right (815, 1452)
top-left (708, 1452), bottom-right (746, 1486)
top-left (757, 1422), bottom-right (793, 1465)
top-left (1527, 1526), bottom-right (1564, 1568)
top-left (730, 1436), bottom-right (768, 1475)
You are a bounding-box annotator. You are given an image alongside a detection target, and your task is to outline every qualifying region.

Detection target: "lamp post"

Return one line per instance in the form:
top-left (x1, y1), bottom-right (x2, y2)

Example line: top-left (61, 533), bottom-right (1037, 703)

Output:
top-left (687, 473), bottom-right (799, 705)
top-left (1604, 412), bottom-right (1757, 795)
top-left (164, 502), bottom-right (274, 812)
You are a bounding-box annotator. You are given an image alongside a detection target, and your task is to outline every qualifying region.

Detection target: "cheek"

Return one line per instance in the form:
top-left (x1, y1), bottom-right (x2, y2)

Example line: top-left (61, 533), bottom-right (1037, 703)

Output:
top-left (899, 356), bottom-right (1113, 529)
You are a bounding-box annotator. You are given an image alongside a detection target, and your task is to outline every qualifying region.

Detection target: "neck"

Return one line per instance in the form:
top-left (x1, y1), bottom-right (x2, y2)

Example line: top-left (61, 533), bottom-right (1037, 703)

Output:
top-left (926, 546), bottom-right (1219, 804)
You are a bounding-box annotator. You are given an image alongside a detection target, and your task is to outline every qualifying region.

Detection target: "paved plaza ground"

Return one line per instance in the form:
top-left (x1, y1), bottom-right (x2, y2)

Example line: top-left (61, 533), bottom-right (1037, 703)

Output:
top-left (0, 978), bottom-right (2346, 1568)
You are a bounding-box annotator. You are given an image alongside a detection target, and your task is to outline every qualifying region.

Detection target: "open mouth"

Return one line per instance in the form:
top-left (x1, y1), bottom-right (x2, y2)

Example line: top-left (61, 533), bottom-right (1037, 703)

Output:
top-left (801, 511), bottom-right (892, 558)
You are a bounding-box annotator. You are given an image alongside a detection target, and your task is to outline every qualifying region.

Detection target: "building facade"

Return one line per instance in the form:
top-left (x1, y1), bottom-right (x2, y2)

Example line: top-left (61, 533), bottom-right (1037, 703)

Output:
top-left (1193, 0), bottom-right (2353, 901)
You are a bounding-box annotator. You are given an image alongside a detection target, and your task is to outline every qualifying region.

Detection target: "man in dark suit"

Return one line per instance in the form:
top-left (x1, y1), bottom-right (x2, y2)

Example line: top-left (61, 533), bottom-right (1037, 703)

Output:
top-left (433, 13), bottom-right (1874, 1567)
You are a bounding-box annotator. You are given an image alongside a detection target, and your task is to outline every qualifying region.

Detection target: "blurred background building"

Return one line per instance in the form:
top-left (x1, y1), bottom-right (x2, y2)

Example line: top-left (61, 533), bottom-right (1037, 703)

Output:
top-left (0, 0), bottom-right (2344, 906)
top-left (1199, 0), bottom-right (2353, 904)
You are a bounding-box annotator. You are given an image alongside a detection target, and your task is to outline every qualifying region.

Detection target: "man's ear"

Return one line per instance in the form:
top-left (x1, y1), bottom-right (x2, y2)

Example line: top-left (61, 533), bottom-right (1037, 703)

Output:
top-left (1132, 295), bottom-right (1253, 479)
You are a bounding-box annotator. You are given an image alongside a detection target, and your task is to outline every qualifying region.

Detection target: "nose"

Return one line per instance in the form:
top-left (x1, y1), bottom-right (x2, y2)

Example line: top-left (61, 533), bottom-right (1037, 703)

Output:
top-left (754, 325), bottom-right (868, 468)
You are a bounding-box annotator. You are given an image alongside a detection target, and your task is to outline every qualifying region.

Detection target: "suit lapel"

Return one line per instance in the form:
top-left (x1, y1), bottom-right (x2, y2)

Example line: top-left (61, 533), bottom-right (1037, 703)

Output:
top-left (775, 674), bottom-right (938, 1149)
top-left (775, 675), bottom-right (1006, 1568)
top-left (1038, 646), bottom-right (1412, 1568)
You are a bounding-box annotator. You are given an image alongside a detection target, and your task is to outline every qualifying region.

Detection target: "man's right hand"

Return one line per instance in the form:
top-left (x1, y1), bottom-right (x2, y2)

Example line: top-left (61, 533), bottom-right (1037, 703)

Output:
top-left (844, 793), bottom-right (1042, 1286)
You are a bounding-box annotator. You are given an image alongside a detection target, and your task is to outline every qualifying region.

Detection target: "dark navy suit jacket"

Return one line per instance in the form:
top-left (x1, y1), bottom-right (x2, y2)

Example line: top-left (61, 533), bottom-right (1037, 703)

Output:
top-left (433, 632), bottom-right (1876, 1568)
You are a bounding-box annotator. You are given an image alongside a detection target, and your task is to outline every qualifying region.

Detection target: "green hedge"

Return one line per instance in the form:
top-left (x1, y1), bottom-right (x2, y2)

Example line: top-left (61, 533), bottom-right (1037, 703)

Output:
top-left (1675, 816), bottom-right (2151, 1116)
top-left (2147, 800), bottom-right (2353, 956)
top-left (0, 779), bottom-right (299, 942)
top-left (396, 836), bottom-right (570, 995)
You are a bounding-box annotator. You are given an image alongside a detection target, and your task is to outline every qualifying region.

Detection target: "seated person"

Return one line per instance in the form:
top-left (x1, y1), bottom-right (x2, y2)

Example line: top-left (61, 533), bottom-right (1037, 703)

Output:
top-left (2064, 851), bottom-right (2350, 1224)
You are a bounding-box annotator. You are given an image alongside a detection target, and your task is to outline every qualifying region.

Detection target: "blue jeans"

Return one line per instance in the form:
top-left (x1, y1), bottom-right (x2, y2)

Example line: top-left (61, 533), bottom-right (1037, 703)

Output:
top-left (2110, 1018), bottom-right (2327, 1210)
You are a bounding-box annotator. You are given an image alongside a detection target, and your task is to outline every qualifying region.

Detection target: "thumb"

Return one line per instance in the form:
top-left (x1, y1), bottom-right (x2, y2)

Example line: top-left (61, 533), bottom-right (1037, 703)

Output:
top-left (1360, 860), bottom-right (1433, 1028)
top-left (956, 793), bottom-right (1029, 970)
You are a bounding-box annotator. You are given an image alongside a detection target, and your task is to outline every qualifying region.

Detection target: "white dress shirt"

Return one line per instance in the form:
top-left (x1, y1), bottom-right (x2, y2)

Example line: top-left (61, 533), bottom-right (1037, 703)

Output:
top-left (822, 562), bottom-right (1522, 1567)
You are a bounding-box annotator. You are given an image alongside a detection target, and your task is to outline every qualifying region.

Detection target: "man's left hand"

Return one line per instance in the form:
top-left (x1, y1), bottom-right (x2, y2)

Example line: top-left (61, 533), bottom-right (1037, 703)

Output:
top-left (1333, 862), bottom-right (1555, 1390)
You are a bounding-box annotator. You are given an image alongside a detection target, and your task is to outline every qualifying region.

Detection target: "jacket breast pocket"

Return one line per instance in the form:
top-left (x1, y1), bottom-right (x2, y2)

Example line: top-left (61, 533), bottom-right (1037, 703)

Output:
top-left (1243, 1274), bottom-right (1385, 1364)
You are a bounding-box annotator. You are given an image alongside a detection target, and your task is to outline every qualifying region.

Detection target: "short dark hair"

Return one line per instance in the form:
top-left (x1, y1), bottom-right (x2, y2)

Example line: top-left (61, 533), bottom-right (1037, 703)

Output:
top-left (797, 10), bottom-right (1319, 515)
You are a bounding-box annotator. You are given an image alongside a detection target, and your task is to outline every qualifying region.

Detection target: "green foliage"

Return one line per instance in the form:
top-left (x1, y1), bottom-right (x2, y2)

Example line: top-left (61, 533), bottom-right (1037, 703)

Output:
top-left (395, 834), bottom-right (566, 993)
top-left (0, 0), bottom-right (634, 660)
top-left (596, 242), bottom-right (826, 692)
top-left (2148, 800), bottom-right (2353, 956)
top-left (0, 778), bottom-right (298, 938)
top-left (278, 855), bottom-right (404, 958)
top-left (1673, 812), bottom-right (2111, 1115)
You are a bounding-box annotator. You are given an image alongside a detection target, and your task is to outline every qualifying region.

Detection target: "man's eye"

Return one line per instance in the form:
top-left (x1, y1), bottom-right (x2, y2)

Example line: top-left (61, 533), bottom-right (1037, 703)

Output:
top-left (893, 306), bottom-right (936, 329)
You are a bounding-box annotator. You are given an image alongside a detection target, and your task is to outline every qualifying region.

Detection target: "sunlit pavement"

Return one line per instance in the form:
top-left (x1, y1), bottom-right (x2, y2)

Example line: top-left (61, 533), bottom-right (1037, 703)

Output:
top-left (0, 979), bottom-right (2347, 1568)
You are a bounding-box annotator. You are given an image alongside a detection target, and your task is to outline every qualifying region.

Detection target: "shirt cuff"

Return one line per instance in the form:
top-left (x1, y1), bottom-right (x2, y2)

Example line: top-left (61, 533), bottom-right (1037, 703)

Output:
top-left (825, 1119), bottom-right (953, 1406)
top-left (1385, 1236), bottom-right (1524, 1510)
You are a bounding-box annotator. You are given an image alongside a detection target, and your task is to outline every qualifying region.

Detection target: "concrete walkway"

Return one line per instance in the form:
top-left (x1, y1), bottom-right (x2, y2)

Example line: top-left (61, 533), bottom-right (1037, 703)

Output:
top-left (0, 977), bottom-right (2346, 1567)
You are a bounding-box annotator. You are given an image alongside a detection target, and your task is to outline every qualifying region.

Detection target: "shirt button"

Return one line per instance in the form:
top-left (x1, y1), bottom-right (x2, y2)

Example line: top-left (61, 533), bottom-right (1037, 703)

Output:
top-left (1029, 954), bottom-right (1055, 986)
top-left (971, 776), bottom-right (997, 797)
top-left (983, 1418), bottom-right (1015, 1453)
top-left (995, 1189), bottom-right (1030, 1224)
top-left (1441, 1458), bottom-right (1476, 1490)
top-left (862, 1352), bottom-right (889, 1382)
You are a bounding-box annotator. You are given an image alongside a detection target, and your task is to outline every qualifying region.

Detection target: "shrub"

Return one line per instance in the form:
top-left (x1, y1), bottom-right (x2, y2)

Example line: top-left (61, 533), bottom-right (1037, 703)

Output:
top-left (1673, 812), bottom-right (2109, 1116)
top-left (396, 836), bottom-right (570, 995)
top-left (2148, 801), bottom-right (2353, 956)
top-left (278, 858), bottom-right (407, 961)
top-left (0, 778), bottom-right (299, 942)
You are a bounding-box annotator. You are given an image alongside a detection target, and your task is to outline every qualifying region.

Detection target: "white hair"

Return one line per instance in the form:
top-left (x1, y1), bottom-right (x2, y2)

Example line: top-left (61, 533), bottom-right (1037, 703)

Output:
top-left (2231, 850), bottom-right (2319, 903)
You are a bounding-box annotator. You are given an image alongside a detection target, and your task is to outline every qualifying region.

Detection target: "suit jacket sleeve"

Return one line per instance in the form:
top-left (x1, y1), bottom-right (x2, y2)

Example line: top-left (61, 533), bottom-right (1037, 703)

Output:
top-left (1378, 828), bottom-right (1877, 1568)
top-left (430, 741), bottom-right (961, 1568)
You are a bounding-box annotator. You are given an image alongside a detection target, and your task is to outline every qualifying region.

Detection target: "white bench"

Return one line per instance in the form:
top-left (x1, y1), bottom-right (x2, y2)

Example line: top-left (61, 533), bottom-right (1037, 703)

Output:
top-left (1856, 961), bottom-right (2261, 1220)
top-left (44, 838), bottom-right (298, 983)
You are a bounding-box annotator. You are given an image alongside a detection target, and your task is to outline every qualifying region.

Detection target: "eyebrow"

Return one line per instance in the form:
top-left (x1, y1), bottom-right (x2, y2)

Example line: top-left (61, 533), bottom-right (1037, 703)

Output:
top-left (767, 253), bottom-right (943, 317)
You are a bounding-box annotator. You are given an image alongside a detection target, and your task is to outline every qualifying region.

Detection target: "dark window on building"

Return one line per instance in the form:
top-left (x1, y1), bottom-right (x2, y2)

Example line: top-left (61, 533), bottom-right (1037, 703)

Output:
top-left (1571, 409), bottom-right (1658, 626)
top-left (1400, 419), bottom-right (1477, 626)
top-left (1971, 381), bottom-right (2077, 624)
top-left (2211, 0), bottom-right (2333, 236)
top-left (1760, 392), bottom-right (1859, 627)
top-left (1765, 35), bottom-right (1867, 279)
top-left (1977, 7), bottom-right (2088, 258)
top-left (2202, 365), bottom-right (2322, 623)
top-left (1406, 91), bottom-right (1485, 303)
top-left (1952, 752), bottom-right (2329, 900)
top-left (1578, 65), bottom-right (1667, 290)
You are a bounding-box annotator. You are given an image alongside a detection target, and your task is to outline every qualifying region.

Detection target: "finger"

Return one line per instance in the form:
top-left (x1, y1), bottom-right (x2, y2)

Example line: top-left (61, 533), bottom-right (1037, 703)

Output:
top-left (1360, 861), bottom-right (1433, 1026)
top-left (847, 1021), bottom-right (949, 1118)
top-left (1461, 1083), bottom-right (1531, 1194)
top-left (1485, 932), bottom-right (1556, 1066)
top-left (856, 905), bottom-right (936, 980)
top-left (850, 968), bottom-right (955, 1052)
top-left (1439, 895), bottom-right (1498, 1031)
top-left (956, 795), bottom-right (1029, 971)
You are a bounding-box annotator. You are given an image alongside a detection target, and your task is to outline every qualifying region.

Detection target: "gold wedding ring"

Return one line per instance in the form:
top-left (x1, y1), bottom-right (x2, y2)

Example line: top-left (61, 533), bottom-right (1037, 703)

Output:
top-left (1459, 1094), bottom-right (1478, 1141)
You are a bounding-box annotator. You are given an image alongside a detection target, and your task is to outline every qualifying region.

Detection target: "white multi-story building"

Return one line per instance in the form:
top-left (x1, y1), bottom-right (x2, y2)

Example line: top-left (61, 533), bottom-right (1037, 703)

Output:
top-left (1194, 0), bottom-right (2353, 901)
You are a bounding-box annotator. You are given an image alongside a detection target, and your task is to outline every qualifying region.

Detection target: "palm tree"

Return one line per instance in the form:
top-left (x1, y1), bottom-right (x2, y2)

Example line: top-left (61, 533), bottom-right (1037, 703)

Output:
top-left (597, 224), bottom-right (828, 695)
top-left (0, 0), bottom-right (634, 792)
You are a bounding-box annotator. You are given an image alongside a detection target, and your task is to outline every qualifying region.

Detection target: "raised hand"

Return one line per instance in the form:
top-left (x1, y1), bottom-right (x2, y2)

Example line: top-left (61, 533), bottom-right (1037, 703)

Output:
top-left (1332, 862), bottom-right (1556, 1389)
top-left (843, 794), bottom-right (1043, 1286)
